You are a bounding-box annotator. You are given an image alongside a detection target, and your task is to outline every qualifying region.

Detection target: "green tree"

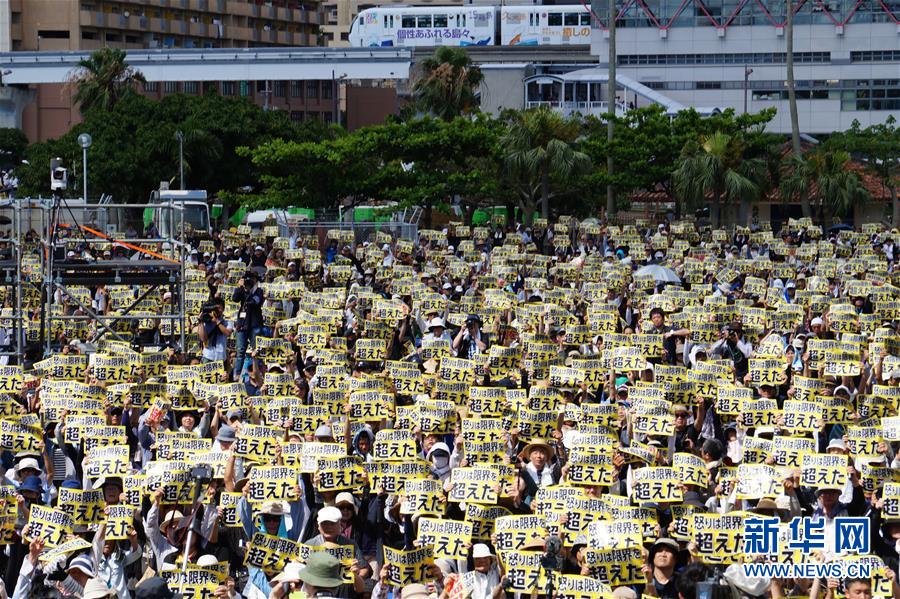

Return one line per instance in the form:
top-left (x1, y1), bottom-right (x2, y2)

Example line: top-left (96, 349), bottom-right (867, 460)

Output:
top-left (674, 131), bottom-right (767, 226)
top-left (412, 47), bottom-right (484, 121)
top-left (583, 106), bottom-right (777, 218)
top-left (67, 48), bottom-right (147, 114)
top-left (828, 117), bottom-right (899, 225)
top-left (780, 149), bottom-right (870, 221)
top-left (17, 92), bottom-right (319, 203)
top-left (0, 128), bottom-right (28, 189)
top-left (501, 106), bottom-right (591, 225)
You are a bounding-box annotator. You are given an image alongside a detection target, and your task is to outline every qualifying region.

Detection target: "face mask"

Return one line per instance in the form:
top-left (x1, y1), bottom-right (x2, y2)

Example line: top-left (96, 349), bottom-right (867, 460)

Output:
top-left (432, 456), bottom-right (449, 469)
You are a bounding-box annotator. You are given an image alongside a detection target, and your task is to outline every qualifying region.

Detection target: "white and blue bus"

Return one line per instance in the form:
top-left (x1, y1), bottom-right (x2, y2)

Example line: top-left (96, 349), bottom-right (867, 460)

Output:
top-left (348, 5), bottom-right (592, 48)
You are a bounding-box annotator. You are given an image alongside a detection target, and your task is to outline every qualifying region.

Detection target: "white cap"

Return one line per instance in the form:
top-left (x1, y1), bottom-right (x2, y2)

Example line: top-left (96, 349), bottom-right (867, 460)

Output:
top-left (382, 244), bottom-right (391, 251)
top-left (442, 282), bottom-right (452, 290)
top-left (66, 251), bottom-right (75, 257)
top-left (810, 317), bottom-right (824, 326)
top-left (197, 554), bottom-right (219, 568)
top-left (826, 438), bottom-right (847, 452)
top-left (472, 543), bottom-right (494, 559)
top-left (317, 506), bottom-right (342, 524)
top-left (255, 245), bottom-right (264, 251)
top-left (162, 291), bottom-right (172, 300)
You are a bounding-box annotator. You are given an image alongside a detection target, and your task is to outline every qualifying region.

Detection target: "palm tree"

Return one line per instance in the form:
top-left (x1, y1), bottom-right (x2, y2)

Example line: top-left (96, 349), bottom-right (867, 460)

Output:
top-left (780, 149), bottom-right (870, 221)
top-left (67, 48), bottom-right (146, 114)
top-left (501, 106), bottom-right (591, 224)
top-left (785, 0), bottom-right (811, 219)
top-left (673, 131), bottom-right (767, 226)
top-left (412, 47), bottom-right (484, 121)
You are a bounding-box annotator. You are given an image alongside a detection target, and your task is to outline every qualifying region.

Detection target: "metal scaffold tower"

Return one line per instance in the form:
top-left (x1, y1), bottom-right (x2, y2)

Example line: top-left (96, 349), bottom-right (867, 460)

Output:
top-left (5, 195), bottom-right (188, 361)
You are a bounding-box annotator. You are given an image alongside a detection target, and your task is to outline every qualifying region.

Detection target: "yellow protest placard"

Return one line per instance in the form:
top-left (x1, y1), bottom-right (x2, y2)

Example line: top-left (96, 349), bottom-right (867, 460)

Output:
top-left (632, 467), bottom-right (683, 504)
top-left (105, 505), bottom-right (134, 541)
top-left (244, 532), bottom-right (298, 574)
top-left (448, 467), bottom-right (498, 505)
top-left (416, 518), bottom-right (473, 560)
top-left (383, 546), bottom-right (435, 586)
top-left (57, 488), bottom-right (105, 527)
top-left (24, 505), bottom-right (73, 548)
top-left (247, 466), bottom-right (298, 503)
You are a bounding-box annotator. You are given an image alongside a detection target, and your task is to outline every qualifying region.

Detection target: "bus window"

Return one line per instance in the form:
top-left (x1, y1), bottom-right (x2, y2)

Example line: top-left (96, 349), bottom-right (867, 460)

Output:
top-left (390, 15), bottom-right (394, 28)
top-left (417, 15), bottom-right (432, 27)
top-left (434, 14), bottom-right (448, 27)
top-left (564, 13), bottom-right (579, 25)
top-left (401, 15), bottom-right (415, 28)
top-left (383, 15), bottom-right (388, 28)
top-left (462, 13), bottom-right (466, 26)
top-left (580, 13), bottom-right (591, 25)
top-left (548, 13), bottom-right (562, 26)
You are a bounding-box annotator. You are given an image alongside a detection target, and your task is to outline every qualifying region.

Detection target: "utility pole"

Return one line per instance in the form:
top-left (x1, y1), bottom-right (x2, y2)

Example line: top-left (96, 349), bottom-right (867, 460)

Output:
top-left (175, 131), bottom-right (184, 190)
top-left (743, 65), bottom-right (753, 114)
top-left (606, 0), bottom-right (617, 219)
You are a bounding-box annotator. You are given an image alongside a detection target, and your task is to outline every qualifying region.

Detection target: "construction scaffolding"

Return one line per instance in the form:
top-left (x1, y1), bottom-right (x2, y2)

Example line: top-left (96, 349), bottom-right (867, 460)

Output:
top-left (2, 196), bottom-right (188, 362)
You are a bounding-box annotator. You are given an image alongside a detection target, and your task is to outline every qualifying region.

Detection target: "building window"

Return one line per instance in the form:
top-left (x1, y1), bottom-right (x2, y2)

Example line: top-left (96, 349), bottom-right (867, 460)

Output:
top-left (126, 35), bottom-right (139, 44)
top-left (324, 111), bottom-right (333, 124)
top-left (145, 81), bottom-right (159, 92)
top-left (37, 30), bottom-right (70, 39)
top-left (290, 81), bottom-right (302, 98)
top-left (106, 33), bottom-right (121, 42)
top-left (223, 81), bottom-right (236, 96)
top-left (307, 81), bottom-right (319, 99)
top-left (240, 81), bottom-right (250, 97)
top-left (696, 81), bottom-right (722, 89)
top-left (274, 81), bottom-right (287, 97)
top-left (163, 81), bottom-right (178, 93)
top-left (307, 111), bottom-right (319, 121)
top-left (81, 31), bottom-right (97, 40)
top-left (322, 82), bottom-right (333, 99)
top-left (290, 111), bottom-right (303, 122)
top-left (183, 81), bottom-right (199, 94)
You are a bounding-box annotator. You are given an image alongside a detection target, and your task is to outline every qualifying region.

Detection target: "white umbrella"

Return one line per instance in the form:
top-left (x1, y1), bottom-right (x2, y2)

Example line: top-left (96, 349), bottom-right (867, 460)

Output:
top-left (634, 264), bottom-right (682, 284)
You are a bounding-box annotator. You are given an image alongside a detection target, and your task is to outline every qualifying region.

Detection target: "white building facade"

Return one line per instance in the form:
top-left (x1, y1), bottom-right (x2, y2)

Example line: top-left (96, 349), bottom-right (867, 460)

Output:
top-left (589, 0), bottom-right (900, 133)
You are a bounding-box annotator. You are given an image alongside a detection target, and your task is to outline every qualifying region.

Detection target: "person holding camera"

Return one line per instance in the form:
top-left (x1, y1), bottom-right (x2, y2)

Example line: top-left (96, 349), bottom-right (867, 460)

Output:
top-left (197, 298), bottom-right (233, 364)
top-left (232, 270), bottom-right (264, 378)
top-left (452, 315), bottom-right (488, 360)
top-left (709, 323), bottom-right (752, 381)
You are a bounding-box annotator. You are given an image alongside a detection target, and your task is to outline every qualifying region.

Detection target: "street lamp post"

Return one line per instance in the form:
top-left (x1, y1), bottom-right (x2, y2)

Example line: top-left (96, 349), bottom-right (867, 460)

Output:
top-left (76, 133), bottom-right (92, 203)
top-left (175, 131), bottom-right (185, 190)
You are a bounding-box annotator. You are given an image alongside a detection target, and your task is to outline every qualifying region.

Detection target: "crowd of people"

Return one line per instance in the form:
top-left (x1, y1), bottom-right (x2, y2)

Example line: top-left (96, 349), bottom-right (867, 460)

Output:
top-left (0, 214), bottom-right (898, 599)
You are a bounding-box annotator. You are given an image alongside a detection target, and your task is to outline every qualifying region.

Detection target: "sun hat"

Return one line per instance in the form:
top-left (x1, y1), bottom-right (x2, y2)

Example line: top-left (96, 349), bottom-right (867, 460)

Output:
top-left (67, 552), bottom-right (96, 578)
top-left (314, 424), bottom-right (333, 439)
top-left (472, 543), bottom-right (495, 559)
top-left (197, 554), bottom-right (219, 568)
top-left (317, 506), bottom-right (342, 524)
top-left (297, 552), bottom-right (345, 588)
top-left (723, 563), bottom-right (770, 597)
top-left (83, 578), bottom-right (115, 599)
top-left (19, 475), bottom-right (42, 494)
top-left (272, 562), bottom-right (304, 584)
top-left (402, 584), bottom-right (431, 599)
top-left (216, 424), bottom-right (236, 443)
top-left (260, 501), bottom-right (290, 516)
top-left (159, 510), bottom-right (184, 534)
top-left (427, 318), bottom-right (446, 331)
top-left (135, 577), bottom-right (175, 599)
top-left (518, 439), bottom-right (553, 460)
top-left (15, 458), bottom-right (41, 474)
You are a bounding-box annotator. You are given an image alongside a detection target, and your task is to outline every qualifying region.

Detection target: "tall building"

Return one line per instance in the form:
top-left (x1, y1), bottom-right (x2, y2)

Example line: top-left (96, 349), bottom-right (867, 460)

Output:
top-left (588, 0), bottom-right (900, 133)
top-left (1, 0), bottom-right (352, 141)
